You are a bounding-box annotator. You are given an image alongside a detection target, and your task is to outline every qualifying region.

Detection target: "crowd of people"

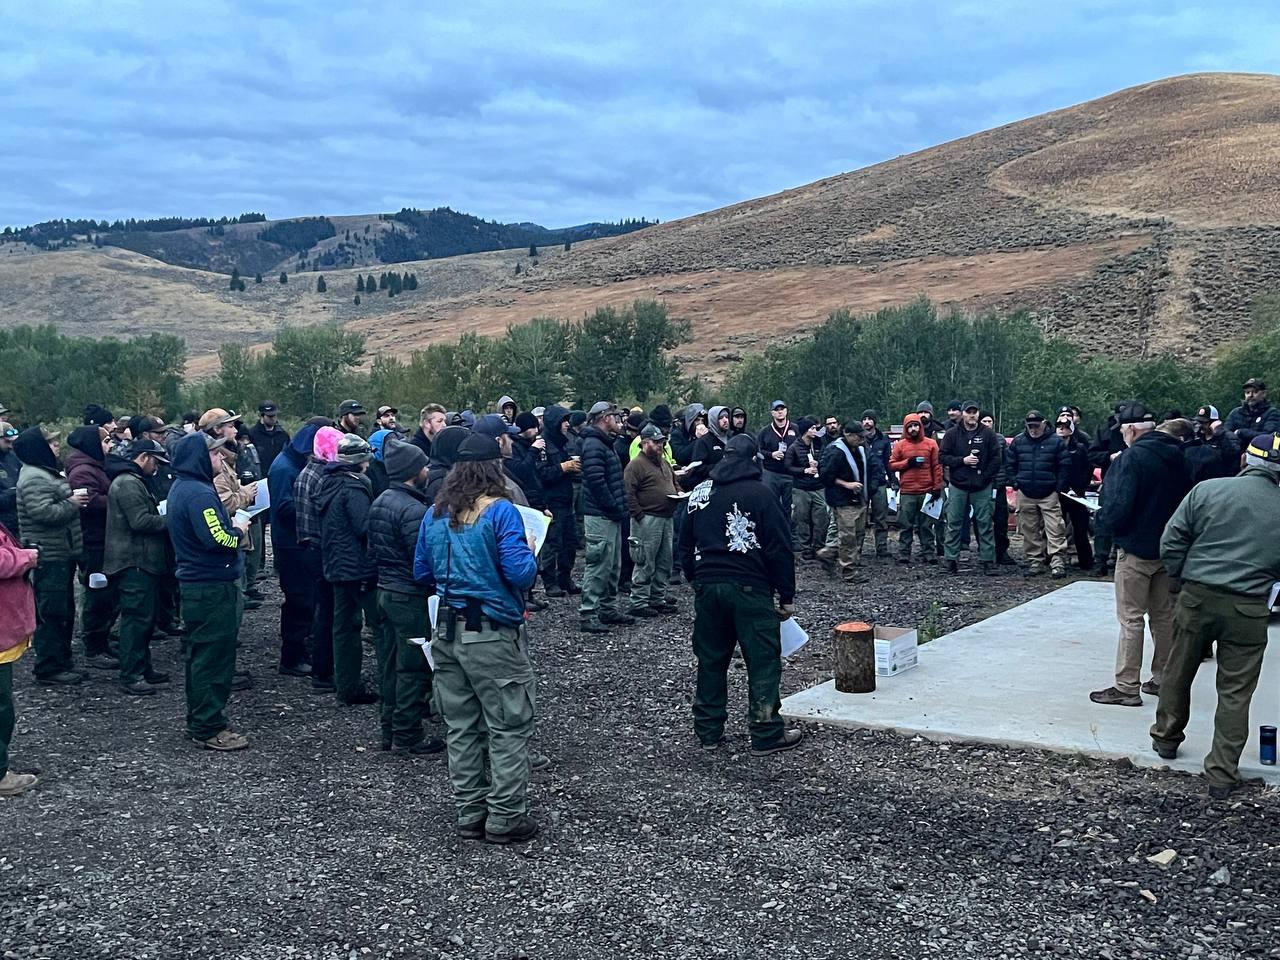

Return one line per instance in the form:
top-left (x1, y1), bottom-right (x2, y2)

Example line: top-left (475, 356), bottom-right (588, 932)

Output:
top-left (0, 378), bottom-right (1276, 822)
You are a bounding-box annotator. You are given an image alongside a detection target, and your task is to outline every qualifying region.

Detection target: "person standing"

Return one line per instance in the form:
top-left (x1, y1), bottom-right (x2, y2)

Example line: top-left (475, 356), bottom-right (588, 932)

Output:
top-left (413, 433), bottom-right (540, 844)
top-left (817, 421), bottom-right (875, 584)
top-left (1087, 405), bottom-right (1128, 576)
top-left (980, 412), bottom-right (1014, 566)
top-left (167, 433), bottom-right (250, 751)
top-left (15, 428), bottom-right (89, 685)
top-left (368, 438), bottom-right (443, 755)
top-left (623, 424), bottom-right (678, 618)
top-left (1184, 405), bottom-right (1240, 484)
top-left (410, 404), bottom-right (447, 460)
top-left (249, 402), bottom-right (290, 474)
top-left (1006, 410), bottom-right (1070, 578)
top-left (295, 425), bottom-right (344, 692)
top-left (0, 519), bottom-right (39, 796)
top-left (104, 438), bottom-right (171, 695)
top-left (374, 405), bottom-right (399, 434)
top-left (533, 406), bottom-right (581, 597)
top-left (1224, 377), bottom-right (1280, 449)
top-left (1054, 412), bottom-right (1095, 570)
top-left (317, 434), bottom-right (380, 705)
top-left (1089, 403), bottom-right (1190, 707)
top-left (336, 400), bottom-right (368, 437)
top-left (938, 401), bottom-right (1000, 575)
top-left (785, 418), bottom-right (827, 559)
top-left (66, 425), bottom-right (119, 668)
top-left (1152, 431), bottom-right (1280, 798)
top-left (678, 434), bottom-right (801, 756)
top-left (858, 410), bottom-right (893, 558)
top-left (0, 422), bottom-right (22, 537)
top-left (578, 402), bottom-right (631, 634)
top-left (888, 413), bottom-right (943, 564)
top-left (756, 400), bottom-right (798, 521)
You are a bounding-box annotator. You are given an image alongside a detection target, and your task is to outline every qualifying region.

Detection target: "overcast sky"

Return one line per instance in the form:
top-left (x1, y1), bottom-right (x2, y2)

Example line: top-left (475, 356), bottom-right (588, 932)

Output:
top-left (3, 1), bottom-right (1278, 230)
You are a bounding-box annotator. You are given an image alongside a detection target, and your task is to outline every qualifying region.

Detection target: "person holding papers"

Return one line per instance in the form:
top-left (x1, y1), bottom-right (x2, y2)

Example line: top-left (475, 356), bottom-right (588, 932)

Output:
top-left (367, 438), bottom-right (443, 756)
top-left (623, 424), bottom-right (679, 618)
top-left (888, 413), bottom-right (943, 565)
top-left (413, 433), bottom-right (540, 844)
top-left (678, 434), bottom-right (800, 757)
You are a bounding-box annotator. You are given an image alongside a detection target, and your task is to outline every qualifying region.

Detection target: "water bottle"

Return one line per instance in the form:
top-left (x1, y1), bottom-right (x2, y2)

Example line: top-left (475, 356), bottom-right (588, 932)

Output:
top-left (1262, 725), bottom-right (1277, 766)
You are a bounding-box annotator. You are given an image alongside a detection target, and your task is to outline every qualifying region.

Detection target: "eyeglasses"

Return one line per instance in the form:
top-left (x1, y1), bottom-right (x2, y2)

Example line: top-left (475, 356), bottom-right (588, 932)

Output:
top-left (1055, 422), bottom-right (1072, 430)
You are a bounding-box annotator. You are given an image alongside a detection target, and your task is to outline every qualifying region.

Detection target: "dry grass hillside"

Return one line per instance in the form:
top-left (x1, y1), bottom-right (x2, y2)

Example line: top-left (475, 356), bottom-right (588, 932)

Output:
top-left (3, 72), bottom-right (1279, 381)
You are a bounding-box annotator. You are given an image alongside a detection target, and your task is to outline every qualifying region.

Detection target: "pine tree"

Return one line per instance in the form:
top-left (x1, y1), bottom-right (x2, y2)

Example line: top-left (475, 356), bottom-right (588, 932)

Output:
top-left (354, 294), bottom-right (361, 305)
top-left (528, 242), bottom-right (538, 257)
top-left (515, 263), bottom-right (522, 275)
top-left (316, 275), bottom-right (327, 293)
top-left (229, 267), bottom-right (240, 290)
top-left (379, 273), bottom-right (388, 290)
top-left (279, 271), bottom-right (288, 284)
top-left (564, 240), bottom-right (571, 252)
top-left (254, 272), bottom-right (263, 283)
top-left (356, 274), bottom-right (365, 292)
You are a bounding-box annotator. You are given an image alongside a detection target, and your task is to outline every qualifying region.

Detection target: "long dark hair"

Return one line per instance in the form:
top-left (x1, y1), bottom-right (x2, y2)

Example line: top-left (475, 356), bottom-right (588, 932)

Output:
top-left (433, 460), bottom-right (509, 529)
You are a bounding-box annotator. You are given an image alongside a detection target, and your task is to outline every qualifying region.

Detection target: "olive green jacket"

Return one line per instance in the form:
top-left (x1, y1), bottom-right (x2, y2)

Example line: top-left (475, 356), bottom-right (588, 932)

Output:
top-left (17, 465), bottom-right (83, 562)
top-left (1161, 467), bottom-right (1280, 598)
top-left (104, 467), bottom-right (169, 577)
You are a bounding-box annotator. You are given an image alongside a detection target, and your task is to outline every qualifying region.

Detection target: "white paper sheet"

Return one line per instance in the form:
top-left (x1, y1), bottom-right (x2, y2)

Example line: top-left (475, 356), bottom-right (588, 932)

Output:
top-left (922, 495), bottom-right (945, 520)
top-left (515, 505), bottom-right (552, 556)
top-left (1063, 492), bottom-right (1101, 512)
top-left (887, 488), bottom-right (899, 513)
top-left (244, 480), bottom-right (270, 517)
top-left (157, 499), bottom-right (167, 517)
top-left (1268, 582), bottom-right (1280, 611)
top-left (780, 617), bottom-right (810, 657)
top-left (428, 594), bottom-right (440, 631)
top-left (233, 509), bottom-right (253, 527)
top-left (409, 637), bottom-right (435, 670)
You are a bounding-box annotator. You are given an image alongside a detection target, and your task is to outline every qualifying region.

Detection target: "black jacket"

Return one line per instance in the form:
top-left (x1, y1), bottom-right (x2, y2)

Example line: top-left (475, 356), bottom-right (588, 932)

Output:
top-left (537, 406), bottom-right (576, 510)
top-left (317, 463), bottom-right (377, 583)
top-left (938, 423), bottom-right (1001, 492)
top-left (1062, 433), bottom-right (1093, 495)
top-left (1088, 416), bottom-right (1126, 477)
top-left (670, 404), bottom-right (704, 467)
top-left (507, 436), bottom-right (546, 510)
top-left (819, 438), bottom-right (881, 508)
top-left (757, 420), bottom-right (799, 475)
top-left (0, 447), bottom-right (20, 536)
top-left (1184, 429), bottom-right (1240, 485)
top-left (410, 427), bottom-right (432, 461)
top-left (1225, 399), bottom-right (1280, 447)
top-left (249, 421), bottom-right (291, 474)
top-left (423, 426), bottom-right (468, 503)
top-left (863, 429), bottom-right (892, 487)
top-left (784, 437), bottom-right (824, 491)
top-left (677, 453), bottom-right (795, 604)
top-left (368, 483), bottom-right (431, 595)
top-left (1097, 431), bottom-right (1191, 560)
top-left (1006, 430), bottom-right (1069, 499)
top-left (580, 425), bottom-right (627, 520)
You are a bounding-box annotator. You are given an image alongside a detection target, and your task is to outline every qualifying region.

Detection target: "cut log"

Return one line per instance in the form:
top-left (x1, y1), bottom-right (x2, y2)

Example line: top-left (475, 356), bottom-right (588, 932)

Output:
top-left (833, 621), bottom-right (876, 694)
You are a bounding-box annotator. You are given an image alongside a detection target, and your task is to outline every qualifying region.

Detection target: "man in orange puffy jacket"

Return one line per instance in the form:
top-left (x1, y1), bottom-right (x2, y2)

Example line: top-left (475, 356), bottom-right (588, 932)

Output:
top-left (888, 413), bottom-right (943, 564)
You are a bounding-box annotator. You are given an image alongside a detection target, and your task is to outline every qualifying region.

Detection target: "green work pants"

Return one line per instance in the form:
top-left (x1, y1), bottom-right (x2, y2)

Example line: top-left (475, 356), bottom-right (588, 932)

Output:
top-left (332, 580), bottom-right (378, 702)
top-left (1151, 581), bottom-right (1270, 788)
top-left (78, 545), bottom-right (119, 657)
top-left (32, 559), bottom-right (76, 680)
top-left (432, 615), bottom-right (536, 831)
top-left (791, 488), bottom-right (828, 553)
top-left (690, 581), bottom-right (784, 749)
top-left (579, 515), bottom-right (621, 618)
top-left (377, 589), bottom-right (433, 749)
top-left (0, 662), bottom-right (13, 776)
top-left (860, 485), bottom-right (890, 555)
top-left (945, 484), bottom-right (994, 562)
top-left (896, 492), bottom-right (936, 558)
top-left (116, 567), bottom-right (160, 684)
top-left (628, 514), bottom-right (673, 611)
top-left (245, 516), bottom-right (267, 583)
top-left (180, 581), bottom-right (239, 741)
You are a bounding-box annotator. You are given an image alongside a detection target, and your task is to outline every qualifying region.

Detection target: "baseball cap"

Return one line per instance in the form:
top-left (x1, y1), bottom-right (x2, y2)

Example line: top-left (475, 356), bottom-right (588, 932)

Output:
top-left (962, 400), bottom-right (980, 412)
top-left (1115, 401), bottom-right (1154, 425)
top-left (454, 433), bottom-right (502, 462)
top-left (1243, 378), bottom-right (1267, 390)
top-left (639, 423), bottom-right (666, 442)
top-left (1025, 410), bottom-right (1045, 423)
top-left (947, 400), bottom-right (963, 412)
top-left (770, 400), bottom-right (787, 410)
top-left (125, 437), bottom-right (170, 462)
top-left (531, 406), bottom-right (546, 418)
top-left (258, 401), bottom-right (279, 415)
top-left (337, 399), bottom-right (366, 416)
top-left (842, 421), bottom-right (865, 436)
top-left (1, 422), bottom-right (17, 439)
top-left (587, 401), bottom-right (616, 420)
top-left (474, 414), bottom-right (518, 438)
top-left (1195, 404), bottom-right (1220, 422)
top-left (376, 404), bottom-right (398, 417)
top-left (198, 408), bottom-right (241, 430)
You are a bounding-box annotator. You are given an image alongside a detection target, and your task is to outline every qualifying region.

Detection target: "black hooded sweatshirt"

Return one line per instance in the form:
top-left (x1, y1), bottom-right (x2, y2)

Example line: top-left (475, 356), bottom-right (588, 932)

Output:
top-left (677, 436), bottom-right (795, 605)
top-left (424, 426), bottom-right (468, 502)
top-left (536, 405), bottom-right (576, 509)
top-left (1097, 430), bottom-right (1191, 560)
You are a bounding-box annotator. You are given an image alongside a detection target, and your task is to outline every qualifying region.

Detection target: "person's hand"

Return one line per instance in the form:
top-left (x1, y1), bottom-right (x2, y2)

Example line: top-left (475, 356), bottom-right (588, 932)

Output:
top-left (694, 423), bottom-right (708, 438)
top-left (23, 548), bottom-right (39, 568)
top-left (777, 603), bottom-right (795, 619)
top-left (805, 465), bottom-right (818, 476)
top-left (561, 459), bottom-right (581, 474)
top-left (532, 437), bottom-right (546, 451)
top-left (527, 535), bottom-right (537, 553)
top-left (1110, 450), bottom-right (1121, 461)
top-left (930, 489), bottom-right (943, 499)
top-left (851, 481), bottom-right (863, 492)
top-left (963, 454), bottom-right (979, 467)
top-left (232, 516), bottom-right (251, 535)
top-left (244, 482), bottom-right (258, 498)
top-left (70, 491), bottom-right (91, 508)
top-left (913, 456), bottom-right (926, 466)
top-left (771, 449), bottom-right (785, 461)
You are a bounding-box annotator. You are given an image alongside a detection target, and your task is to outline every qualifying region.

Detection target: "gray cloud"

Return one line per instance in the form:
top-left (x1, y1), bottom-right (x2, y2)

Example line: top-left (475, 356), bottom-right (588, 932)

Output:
top-left (2, 0), bottom-right (1278, 229)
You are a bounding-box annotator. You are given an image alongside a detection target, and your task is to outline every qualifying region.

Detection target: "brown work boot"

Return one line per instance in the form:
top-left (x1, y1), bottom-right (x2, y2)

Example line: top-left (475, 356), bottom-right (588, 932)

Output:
top-left (0, 771), bottom-right (39, 797)
top-left (194, 729), bottom-right (249, 751)
top-left (1140, 679), bottom-right (1160, 696)
top-left (1089, 686), bottom-right (1142, 707)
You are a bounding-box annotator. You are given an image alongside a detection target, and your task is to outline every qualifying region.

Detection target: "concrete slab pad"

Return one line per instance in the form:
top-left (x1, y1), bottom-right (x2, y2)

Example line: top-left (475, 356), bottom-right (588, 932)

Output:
top-left (781, 581), bottom-right (1279, 783)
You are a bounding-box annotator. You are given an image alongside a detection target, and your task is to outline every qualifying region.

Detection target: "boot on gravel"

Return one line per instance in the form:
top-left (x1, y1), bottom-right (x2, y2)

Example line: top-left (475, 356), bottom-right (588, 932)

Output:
top-left (485, 814), bottom-right (540, 845)
top-left (457, 818), bottom-right (487, 841)
top-left (751, 729), bottom-right (804, 757)
top-left (393, 736), bottom-right (445, 756)
top-left (1089, 686), bottom-right (1142, 707)
top-left (340, 689), bottom-right (379, 705)
top-left (144, 670), bottom-right (171, 685)
top-left (195, 729), bottom-right (249, 751)
top-left (628, 605), bottom-right (661, 618)
top-left (120, 680), bottom-right (157, 696)
top-left (543, 585), bottom-right (566, 598)
top-left (942, 559), bottom-right (958, 574)
top-left (0, 771), bottom-right (39, 797)
top-left (562, 581), bottom-right (583, 595)
top-left (599, 609), bottom-right (636, 625)
top-left (36, 671), bottom-right (84, 686)
top-left (579, 617), bottom-right (610, 634)
top-left (981, 561), bottom-right (997, 576)
top-left (85, 653), bottom-right (120, 670)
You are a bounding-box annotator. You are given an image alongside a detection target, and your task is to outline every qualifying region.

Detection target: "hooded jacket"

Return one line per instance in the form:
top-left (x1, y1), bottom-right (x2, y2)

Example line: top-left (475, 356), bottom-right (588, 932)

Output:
top-left (15, 428), bottom-right (82, 561)
top-left (424, 426), bottom-right (469, 503)
top-left (0, 443), bottom-right (21, 536)
top-left (268, 422), bottom-right (322, 550)
top-left (536, 405), bottom-right (576, 509)
top-left (496, 395), bottom-right (519, 420)
top-left (729, 406), bottom-right (749, 437)
top-left (249, 419), bottom-right (291, 474)
top-left (670, 403), bottom-right (704, 467)
top-left (0, 522), bottom-right (37, 655)
top-left (784, 434), bottom-right (824, 492)
top-left (938, 422), bottom-right (1002, 492)
top-left (166, 432), bottom-right (242, 581)
top-left (317, 462), bottom-right (377, 583)
top-left (687, 405), bottom-right (729, 488)
top-left (888, 415), bottom-right (943, 495)
top-left (580, 423), bottom-right (627, 520)
top-left (104, 459), bottom-right (168, 577)
top-left (66, 425), bottom-right (110, 551)
top-left (1006, 428), bottom-right (1069, 499)
top-left (757, 416), bottom-right (799, 475)
top-left (677, 437), bottom-right (795, 604)
top-left (1097, 430), bottom-right (1191, 560)
top-left (508, 434), bottom-right (547, 510)
top-left (368, 481), bottom-right (433, 595)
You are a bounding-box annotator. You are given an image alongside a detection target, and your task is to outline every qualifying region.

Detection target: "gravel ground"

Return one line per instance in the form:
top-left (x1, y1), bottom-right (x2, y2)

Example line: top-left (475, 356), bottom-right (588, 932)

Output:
top-left (1, 548), bottom-right (1276, 960)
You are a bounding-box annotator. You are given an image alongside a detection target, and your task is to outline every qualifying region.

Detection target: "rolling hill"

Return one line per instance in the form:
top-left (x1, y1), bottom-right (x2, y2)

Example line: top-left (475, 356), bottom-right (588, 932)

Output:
top-left (3, 72), bottom-right (1279, 381)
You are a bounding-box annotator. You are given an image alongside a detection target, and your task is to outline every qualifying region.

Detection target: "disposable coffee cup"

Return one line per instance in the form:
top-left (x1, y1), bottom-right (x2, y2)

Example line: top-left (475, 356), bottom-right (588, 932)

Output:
top-left (88, 573), bottom-right (108, 589)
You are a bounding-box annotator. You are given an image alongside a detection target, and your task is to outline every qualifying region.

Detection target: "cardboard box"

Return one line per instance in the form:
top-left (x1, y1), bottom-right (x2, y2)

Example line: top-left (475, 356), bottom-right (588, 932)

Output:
top-left (874, 626), bottom-right (919, 677)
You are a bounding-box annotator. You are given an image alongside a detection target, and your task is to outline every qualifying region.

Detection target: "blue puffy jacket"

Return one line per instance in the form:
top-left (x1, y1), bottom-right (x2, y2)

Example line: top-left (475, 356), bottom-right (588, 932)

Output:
top-left (413, 497), bottom-right (538, 627)
top-left (167, 433), bottom-right (242, 582)
top-left (268, 422), bottom-right (321, 550)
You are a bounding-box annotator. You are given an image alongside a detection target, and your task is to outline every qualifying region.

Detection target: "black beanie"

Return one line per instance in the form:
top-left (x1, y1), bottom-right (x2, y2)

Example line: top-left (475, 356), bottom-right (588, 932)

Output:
top-left (83, 403), bottom-right (115, 427)
top-left (650, 404), bottom-right (673, 429)
top-left (514, 412), bottom-right (540, 432)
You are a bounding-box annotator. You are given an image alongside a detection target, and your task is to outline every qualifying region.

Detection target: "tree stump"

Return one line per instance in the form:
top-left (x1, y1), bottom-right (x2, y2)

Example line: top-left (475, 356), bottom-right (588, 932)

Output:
top-left (833, 621), bottom-right (876, 693)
